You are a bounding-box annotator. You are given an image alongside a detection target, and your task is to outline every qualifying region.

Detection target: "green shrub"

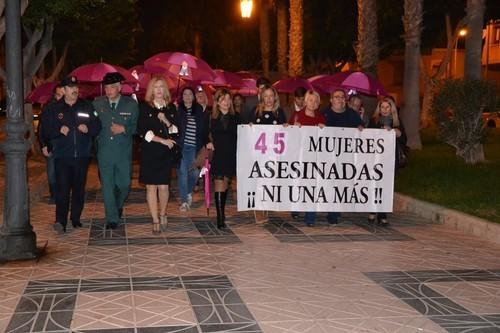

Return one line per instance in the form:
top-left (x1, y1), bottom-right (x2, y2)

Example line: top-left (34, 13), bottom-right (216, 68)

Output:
top-left (432, 79), bottom-right (497, 164)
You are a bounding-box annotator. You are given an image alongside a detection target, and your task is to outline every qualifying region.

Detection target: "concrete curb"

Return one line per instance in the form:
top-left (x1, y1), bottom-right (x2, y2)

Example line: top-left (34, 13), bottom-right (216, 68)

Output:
top-left (394, 192), bottom-right (500, 246)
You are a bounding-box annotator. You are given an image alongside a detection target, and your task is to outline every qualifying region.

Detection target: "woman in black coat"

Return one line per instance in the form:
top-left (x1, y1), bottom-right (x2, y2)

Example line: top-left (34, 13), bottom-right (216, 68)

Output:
top-left (210, 89), bottom-right (239, 229)
top-left (137, 76), bottom-right (178, 234)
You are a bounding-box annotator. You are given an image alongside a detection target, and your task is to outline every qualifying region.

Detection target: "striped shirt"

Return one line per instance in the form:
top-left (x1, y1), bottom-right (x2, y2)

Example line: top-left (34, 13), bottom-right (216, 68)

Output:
top-left (184, 107), bottom-right (197, 147)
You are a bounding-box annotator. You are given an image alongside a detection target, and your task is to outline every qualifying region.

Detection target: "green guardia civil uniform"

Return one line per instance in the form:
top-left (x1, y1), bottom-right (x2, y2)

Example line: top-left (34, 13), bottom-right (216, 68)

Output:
top-left (93, 95), bottom-right (139, 225)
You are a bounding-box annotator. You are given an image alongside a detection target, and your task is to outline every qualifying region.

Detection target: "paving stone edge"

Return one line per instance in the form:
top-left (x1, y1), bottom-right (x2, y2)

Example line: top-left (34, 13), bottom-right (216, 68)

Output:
top-left (394, 192), bottom-right (500, 246)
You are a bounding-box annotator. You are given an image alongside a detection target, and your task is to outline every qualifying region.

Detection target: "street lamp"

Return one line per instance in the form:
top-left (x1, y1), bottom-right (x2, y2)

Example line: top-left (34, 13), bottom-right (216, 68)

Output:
top-left (454, 28), bottom-right (467, 78)
top-left (241, 0), bottom-right (253, 18)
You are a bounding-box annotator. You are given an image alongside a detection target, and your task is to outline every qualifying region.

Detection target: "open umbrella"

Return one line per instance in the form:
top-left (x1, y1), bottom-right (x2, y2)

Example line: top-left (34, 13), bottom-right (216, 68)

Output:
top-left (310, 71), bottom-right (388, 96)
top-left (26, 82), bottom-right (58, 104)
top-left (235, 71), bottom-right (258, 80)
top-left (232, 78), bottom-right (257, 96)
top-left (203, 69), bottom-right (245, 88)
top-left (273, 77), bottom-right (314, 93)
top-left (144, 52), bottom-right (217, 82)
top-left (129, 65), bottom-right (180, 92)
top-left (70, 63), bottom-right (138, 83)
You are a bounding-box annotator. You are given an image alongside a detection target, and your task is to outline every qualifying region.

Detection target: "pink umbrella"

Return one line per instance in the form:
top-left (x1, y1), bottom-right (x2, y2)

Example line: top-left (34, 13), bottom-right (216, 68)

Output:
top-left (203, 69), bottom-right (245, 88)
top-left (235, 71), bottom-right (258, 79)
top-left (199, 154), bottom-right (211, 216)
top-left (76, 83), bottom-right (137, 101)
top-left (26, 82), bottom-right (58, 104)
top-left (311, 71), bottom-right (388, 96)
top-left (232, 78), bottom-right (257, 96)
top-left (129, 65), bottom-right (180, 92)
top-left (273, 77), bottom-right (314, 93)
top-left (70, 63), bottom-right (138, 83)
top-left (144, 52), bottom-right (217, 82)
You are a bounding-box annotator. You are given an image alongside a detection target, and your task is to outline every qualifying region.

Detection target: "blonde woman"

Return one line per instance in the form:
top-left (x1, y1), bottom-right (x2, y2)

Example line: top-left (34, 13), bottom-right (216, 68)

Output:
top-left (210, 89), bottom-right (240, 229)
top-left (250, 84), bottom-right (286, 224)
top-left (137, 76), bottom-right (178, 234)
top-left (252, 84), bottom-right (286, 125)
top-left (369, 97), bottom-right (407, 226)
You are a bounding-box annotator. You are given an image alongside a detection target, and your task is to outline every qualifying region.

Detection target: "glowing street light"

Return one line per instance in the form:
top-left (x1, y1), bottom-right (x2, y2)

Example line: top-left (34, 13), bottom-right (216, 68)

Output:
top-left (454, 28), bottom-right (468, 77)
top-left (241, 0), bottom-right (253, 18)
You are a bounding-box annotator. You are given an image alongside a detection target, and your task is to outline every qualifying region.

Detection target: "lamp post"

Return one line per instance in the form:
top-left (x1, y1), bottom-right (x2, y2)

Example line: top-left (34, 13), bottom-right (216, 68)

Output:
top-left (241, 0), bottom-right (253, 18)
top-left (0, 0), bottom-right (39, 261)
top-left (454, 28), bottom-right (467, 78)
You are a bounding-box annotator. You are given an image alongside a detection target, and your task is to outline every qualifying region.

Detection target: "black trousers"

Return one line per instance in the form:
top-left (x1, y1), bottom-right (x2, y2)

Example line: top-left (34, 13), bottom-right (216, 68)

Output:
top-left (55, 157), bottom-right (90, 225)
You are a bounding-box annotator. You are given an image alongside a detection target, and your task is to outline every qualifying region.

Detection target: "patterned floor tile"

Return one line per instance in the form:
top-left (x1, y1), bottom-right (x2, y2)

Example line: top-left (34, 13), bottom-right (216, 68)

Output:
top-left (71, 308), bottom-right (135, 331)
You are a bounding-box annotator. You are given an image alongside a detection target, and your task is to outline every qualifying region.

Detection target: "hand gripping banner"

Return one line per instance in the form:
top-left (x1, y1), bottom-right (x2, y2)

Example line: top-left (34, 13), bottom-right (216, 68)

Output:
top-left (237, 125), bottom-right (396, 212)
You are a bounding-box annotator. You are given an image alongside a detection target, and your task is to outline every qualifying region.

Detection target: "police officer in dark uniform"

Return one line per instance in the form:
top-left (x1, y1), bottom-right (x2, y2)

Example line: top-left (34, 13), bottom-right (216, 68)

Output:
top-left (41, 75), bottom-right (101, 233)
top-left (93, 72), bottom-right (139, 229)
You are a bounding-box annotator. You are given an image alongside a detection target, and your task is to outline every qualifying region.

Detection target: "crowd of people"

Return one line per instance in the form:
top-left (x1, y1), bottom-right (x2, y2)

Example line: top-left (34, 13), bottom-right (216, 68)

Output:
top-left (39, 72), bottom-right (407, 234)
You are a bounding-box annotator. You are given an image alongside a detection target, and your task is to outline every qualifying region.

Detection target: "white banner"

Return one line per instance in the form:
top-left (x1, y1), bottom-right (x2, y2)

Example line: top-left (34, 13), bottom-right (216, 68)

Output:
top-left (236, 125), bottom-right (395, 212)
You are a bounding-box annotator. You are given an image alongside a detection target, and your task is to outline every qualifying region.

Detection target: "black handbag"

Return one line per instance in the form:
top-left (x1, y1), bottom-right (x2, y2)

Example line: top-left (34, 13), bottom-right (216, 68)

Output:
top-left (396, 142), bottom-right (409, 168)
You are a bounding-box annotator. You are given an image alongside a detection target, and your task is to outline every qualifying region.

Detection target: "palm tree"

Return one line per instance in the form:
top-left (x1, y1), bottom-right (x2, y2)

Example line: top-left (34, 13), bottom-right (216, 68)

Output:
top-left (355, 0), bottom-right (378, 76)
top-left (288, 0), bottom-right (303, 76)
top-left (464, 0), bottom-right (485, 80)
top-left (276, 0), bottom-right (288, 75)
top-left (400, 0), bottom-right (423, 149)
top-left (259, 0), bottom-right (271, 78)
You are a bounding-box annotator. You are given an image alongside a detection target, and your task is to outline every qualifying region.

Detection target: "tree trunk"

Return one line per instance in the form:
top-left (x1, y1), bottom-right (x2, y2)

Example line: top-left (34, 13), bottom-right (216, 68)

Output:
top-left (276, 0), bottom-right (288, 76)
top-left (401, 0), bottom-right (423, 149)
top-left (356, 0), bottom-right (378, 76)
top-left (458, 143), bottom-right (484, 165)
top-left (288, 0), bottom-right (303, 77)
top-left (420, 17), bottom-right (466, 128)
top-left (420, 77), bottom-right (436, 128)
top-left (259, 0), bottom-right (271, 78)
top-left (464, 0), bottom-right (485, 80)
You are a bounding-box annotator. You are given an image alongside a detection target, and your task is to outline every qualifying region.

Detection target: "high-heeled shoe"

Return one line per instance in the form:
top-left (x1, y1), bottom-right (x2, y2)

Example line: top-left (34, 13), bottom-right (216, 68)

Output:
top-left (160, 215), bottom-right (168, 232)
top-left (152, 221), bottom-right (161, 235)
top-left (377, 218), bottom-right (389, 227)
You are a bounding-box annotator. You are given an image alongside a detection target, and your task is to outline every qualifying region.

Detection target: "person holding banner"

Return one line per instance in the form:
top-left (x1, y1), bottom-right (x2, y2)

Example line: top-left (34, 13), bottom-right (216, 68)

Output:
top-left (210, 89), bottom-right (239, 229)
top-left (291, 90), bottom-right (326, 226)
top-left (252, 85), bottom-right (287, 125)
top-left (250, 84), bottom-right (287, 224)
top-left (367, 97), bottom-right (407, 226)
top-left (319, 88), bottom-right (364, 225)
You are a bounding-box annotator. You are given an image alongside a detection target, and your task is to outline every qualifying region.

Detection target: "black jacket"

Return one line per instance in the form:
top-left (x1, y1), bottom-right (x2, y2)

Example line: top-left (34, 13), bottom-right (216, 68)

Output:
top-left (177, 102), bottom-right (209, 151)
top-left (41, 98), bottom-right (101, 159)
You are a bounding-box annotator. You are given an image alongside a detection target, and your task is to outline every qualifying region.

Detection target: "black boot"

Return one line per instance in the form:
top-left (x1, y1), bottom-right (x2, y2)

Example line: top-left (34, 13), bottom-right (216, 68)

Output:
top-left (221, 190), bottom-right (228, 223)
top-left (215, 192), bottom-right (226, 229)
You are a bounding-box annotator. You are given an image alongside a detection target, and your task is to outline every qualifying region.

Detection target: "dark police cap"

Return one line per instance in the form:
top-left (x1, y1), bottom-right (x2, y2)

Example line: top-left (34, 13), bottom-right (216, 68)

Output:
top-left (102, 72), bottom-right (125, 85)
top-left (60, 75), bottom-right (78, 87)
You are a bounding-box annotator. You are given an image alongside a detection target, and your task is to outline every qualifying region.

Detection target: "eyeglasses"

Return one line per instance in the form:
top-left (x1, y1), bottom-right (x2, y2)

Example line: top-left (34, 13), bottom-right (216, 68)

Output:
top-left (332, 95), bottom-right (345, 100)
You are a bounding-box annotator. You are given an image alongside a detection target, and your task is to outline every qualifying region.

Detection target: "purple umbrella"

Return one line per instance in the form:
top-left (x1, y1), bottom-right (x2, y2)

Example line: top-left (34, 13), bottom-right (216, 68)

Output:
top-left (144, 52), bottom-right (217, 82)
top-left (232, 78), bottom-right (257, 96)
top-left (272, 77), bottom-right (314, 93)
top-left (311, 71), bottom-right (388, 96)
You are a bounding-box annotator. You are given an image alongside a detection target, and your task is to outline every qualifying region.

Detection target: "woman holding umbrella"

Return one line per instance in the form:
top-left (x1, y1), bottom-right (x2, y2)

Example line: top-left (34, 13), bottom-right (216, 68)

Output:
top-left (137, 76), bottom-right (178, 234)
top-left (210, 89), bottom-right (239, 229)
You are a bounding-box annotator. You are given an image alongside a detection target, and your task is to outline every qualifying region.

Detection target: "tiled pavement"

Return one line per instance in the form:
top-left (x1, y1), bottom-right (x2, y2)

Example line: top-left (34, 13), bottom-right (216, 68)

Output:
top-left (1, 164), bottom-right (500, 332)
